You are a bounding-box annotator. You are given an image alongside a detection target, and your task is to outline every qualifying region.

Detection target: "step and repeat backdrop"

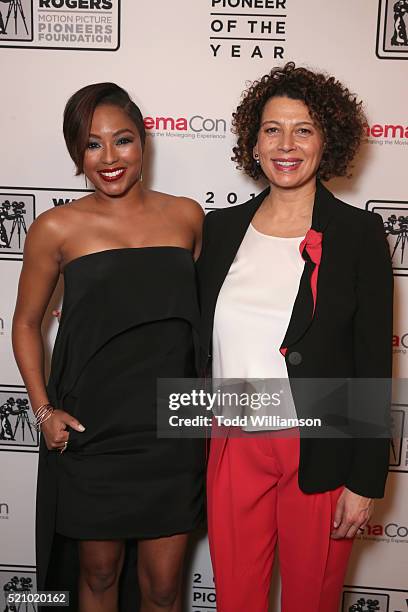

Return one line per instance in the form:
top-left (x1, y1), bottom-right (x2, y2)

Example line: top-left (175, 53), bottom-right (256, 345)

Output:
top-left (1, 1), bottom-right (407, 610)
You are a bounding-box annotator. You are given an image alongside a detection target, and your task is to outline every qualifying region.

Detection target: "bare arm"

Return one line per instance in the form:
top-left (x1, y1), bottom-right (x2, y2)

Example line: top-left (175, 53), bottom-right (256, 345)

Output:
top-left (177, 197), bottom-right (205, 260)
top-left (13, 212), bottom-right (63, 410)
top-left (192, 204), bottom-right (205, 261)
top-left (12, 210), bottom-right (84, 449)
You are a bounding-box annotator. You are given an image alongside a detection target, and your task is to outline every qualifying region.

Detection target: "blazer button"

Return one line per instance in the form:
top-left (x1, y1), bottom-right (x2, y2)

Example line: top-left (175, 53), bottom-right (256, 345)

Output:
top-left (288, 351), bottom-right (302, 365)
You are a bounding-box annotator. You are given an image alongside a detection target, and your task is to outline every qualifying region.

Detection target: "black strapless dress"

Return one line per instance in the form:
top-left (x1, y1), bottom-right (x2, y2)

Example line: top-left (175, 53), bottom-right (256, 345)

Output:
top-left (36, 247), bottom-right (205, 591)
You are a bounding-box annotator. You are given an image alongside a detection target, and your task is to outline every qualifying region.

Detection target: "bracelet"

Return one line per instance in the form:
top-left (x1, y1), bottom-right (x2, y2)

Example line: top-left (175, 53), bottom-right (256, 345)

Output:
top-left (34, 402), bottom-right (52, 418)
top-left (34, 403), bottom-right (55, 431)
top-left (35, 405), bottom-right (54, 431)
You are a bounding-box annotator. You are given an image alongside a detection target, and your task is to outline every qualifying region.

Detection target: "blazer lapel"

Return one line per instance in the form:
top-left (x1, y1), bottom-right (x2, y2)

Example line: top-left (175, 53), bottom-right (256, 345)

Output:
top-left (280, 180), bottom-right (334, 353)
top-left (206, 187), bottom-right (270, 330)
top-left (202, 180), bottom-right (334, 365)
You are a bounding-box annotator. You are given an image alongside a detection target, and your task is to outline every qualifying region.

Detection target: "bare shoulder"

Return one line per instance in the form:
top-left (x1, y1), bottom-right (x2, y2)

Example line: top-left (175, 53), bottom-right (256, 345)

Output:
top-left (178, 195), bottom-right (204, 217)
top-left (27, 209), bottom-right (62, 242)
top-left (28, 206), bottom-right (67, 238)
top-left (150, 190), bottom-right (204, 223)
top-left (173, 196), bottom-right (204, 228)
top-left (27, 194), bottom-right (93, 243)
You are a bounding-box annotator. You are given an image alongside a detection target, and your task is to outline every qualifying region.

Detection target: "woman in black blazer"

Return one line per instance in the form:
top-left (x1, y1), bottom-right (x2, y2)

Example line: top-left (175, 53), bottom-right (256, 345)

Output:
top-left (196, 63), bottom-right (393, 612)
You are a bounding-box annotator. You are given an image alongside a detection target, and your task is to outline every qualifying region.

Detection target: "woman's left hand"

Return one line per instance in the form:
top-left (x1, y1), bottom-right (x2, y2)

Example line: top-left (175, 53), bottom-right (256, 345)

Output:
top-left (331, 488), bottom-right (374, 539)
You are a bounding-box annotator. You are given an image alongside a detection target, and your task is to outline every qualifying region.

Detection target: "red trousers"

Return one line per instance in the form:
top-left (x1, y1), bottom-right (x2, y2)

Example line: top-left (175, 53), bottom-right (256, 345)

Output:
top-left (207, 429), bottom-right (354, 612)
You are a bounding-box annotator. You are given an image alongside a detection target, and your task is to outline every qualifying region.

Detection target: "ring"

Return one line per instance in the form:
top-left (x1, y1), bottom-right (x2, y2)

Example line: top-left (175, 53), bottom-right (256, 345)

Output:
top-left (60, 441), bottom-right (68, 454)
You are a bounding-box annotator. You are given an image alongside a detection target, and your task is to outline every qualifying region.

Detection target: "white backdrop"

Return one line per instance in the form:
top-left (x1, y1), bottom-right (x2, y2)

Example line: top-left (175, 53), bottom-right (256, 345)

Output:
top-left (1, 1), bottom-right (407, 610)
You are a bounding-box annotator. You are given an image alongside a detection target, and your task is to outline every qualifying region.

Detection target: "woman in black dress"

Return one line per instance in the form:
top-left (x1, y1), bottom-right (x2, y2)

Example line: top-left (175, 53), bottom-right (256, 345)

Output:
top-left (12, 83), bottom-right (205, 612)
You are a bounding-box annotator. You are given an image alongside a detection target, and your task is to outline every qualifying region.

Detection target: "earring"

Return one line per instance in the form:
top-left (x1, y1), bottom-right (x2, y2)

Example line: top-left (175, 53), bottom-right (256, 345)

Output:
top-left (85, 175), bottom-right (89, 189)
top-left (254, 155), bottom-right (260, 166)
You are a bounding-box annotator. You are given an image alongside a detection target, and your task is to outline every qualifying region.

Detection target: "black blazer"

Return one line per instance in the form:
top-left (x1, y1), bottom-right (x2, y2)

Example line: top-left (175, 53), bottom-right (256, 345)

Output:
top-left (196, 181), bottom-right (393, 498)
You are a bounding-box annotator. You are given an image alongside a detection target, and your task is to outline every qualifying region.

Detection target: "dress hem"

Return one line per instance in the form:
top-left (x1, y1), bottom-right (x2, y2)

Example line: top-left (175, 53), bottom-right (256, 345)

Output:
top-left (55, 518), bottom-right (205, 542)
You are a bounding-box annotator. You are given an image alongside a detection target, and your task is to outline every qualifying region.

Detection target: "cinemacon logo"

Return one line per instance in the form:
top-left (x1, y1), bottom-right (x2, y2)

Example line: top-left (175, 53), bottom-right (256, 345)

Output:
top-left (393, 334), bottom-right (408, 349)
top-left (144, 115), bottom-right (227, 134)
top-left (362, 522), bottom-right (408, 538)
top-left (365, 123), bottom-right (408, 138)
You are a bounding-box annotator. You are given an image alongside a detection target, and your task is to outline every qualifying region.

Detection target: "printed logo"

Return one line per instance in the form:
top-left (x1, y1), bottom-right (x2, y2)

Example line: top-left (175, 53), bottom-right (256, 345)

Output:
top-left (0, 0), bottom-right (33, 40)
top-left (189, 570), bottom-right (216, 611)
top-left (343, 590), bottom-right (389, 612)
top-left (0, 502), bottom-right (9, 520)
top-left (0, 193), bottom-right (35, 257)
top-left (393, 332), bottom-right (408, 355)
top-left (0, 389), bottom-right (39, 450)
top-left (390, 409), bottom-right (404, 466)
top-left (0, 568), bottom-right (37, 611)
top-left (389, 404), bottom-right (408, 472)
top-left (343, 587), bottom-right (408, 612)
top-left (144, 114), bottom-right (227, 141)
top-left (0, 0), bottom-right (120, 50)
top-left (0, 186), bottom-right (92, 260)
top-left (366, 200), bottom-right (408, 275)
top-left (377, 0), bottom-right (408, 59)
top-left (364, 123), bottom-right (408, 147)
top-left (209, 0), bottom-right (288, 60)
top-left (356, 520), bottom-right (408, 544)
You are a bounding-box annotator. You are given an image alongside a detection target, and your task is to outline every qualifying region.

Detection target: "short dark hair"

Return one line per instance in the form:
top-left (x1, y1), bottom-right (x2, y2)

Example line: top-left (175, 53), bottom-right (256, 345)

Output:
top-left (63, 82), bottom-right (146, 175)
top-left (232, 62), bottom-right (366, 181)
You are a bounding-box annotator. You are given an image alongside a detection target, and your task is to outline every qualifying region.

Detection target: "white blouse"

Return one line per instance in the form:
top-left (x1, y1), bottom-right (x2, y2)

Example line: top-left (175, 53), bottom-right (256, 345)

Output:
top-left (212, 223), bottom-right (305, 429)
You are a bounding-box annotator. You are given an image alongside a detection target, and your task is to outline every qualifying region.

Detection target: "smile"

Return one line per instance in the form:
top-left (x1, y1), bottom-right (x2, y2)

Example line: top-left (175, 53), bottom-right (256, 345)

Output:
top-left (272, 159), bottom-right (302, 171)
top-left (98, 168), bottom-right (127, 182)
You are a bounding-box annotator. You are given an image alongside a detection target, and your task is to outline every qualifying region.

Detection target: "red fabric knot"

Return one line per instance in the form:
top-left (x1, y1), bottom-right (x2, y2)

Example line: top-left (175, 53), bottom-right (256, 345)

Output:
top-left (299, 229), bottom-right (323, 315)
top-left (280, 229), bottom-right (323, 356)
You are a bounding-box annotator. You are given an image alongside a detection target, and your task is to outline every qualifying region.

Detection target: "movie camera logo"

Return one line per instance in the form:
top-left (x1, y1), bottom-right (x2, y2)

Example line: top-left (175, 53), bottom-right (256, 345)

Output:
top-left (0, 186), bottom-right (92, 259)
top-left (366, 200), bottom-right (408, 276)
top-left (0, 569), bottom-right (37, 612)
top-left (389, 406), bottom-right (407, 472)
top-left (0, 502), bottom-right (9, 520)
top-left (209, 0), bottom-right (287, 60)
top-left (0, 193), bottom-right (35, 258)
top-left (144, 115), bottom-right (227, 141)
top-left (343, 587), bottom-right (408, 612)
top-left (343, 590), bottom-right (389, 612)
top-left (0, 390), bottom-right (39, 449)
top-left (0, 0), bottom-right (120, 51)
top-left (377, 0), bottom-right (408, 59)
top-left (0, 0), bottom-right (32, 40)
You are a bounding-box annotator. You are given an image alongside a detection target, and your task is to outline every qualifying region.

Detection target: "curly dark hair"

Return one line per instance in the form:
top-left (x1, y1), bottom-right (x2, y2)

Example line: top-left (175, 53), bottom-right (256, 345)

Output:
top-left (232, 62), bottom-right (366, 181)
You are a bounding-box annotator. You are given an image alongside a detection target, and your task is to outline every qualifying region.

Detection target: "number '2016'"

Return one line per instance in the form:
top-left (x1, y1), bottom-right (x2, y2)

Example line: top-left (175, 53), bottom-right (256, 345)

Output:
top-left (205, 192), bottom-right (255, 207)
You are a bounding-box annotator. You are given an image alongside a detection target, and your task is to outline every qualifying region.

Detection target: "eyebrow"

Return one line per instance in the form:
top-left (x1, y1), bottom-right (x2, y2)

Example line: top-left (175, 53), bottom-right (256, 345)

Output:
top-left (88, 128), bottom-right (136, 139)
top-left (261, 120), bottom-right (315, 127)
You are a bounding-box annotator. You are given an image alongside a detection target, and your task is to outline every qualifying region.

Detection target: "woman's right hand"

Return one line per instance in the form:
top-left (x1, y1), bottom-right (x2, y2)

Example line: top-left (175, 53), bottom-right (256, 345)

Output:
top-left (40, 408), bottom-right (85, 451)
